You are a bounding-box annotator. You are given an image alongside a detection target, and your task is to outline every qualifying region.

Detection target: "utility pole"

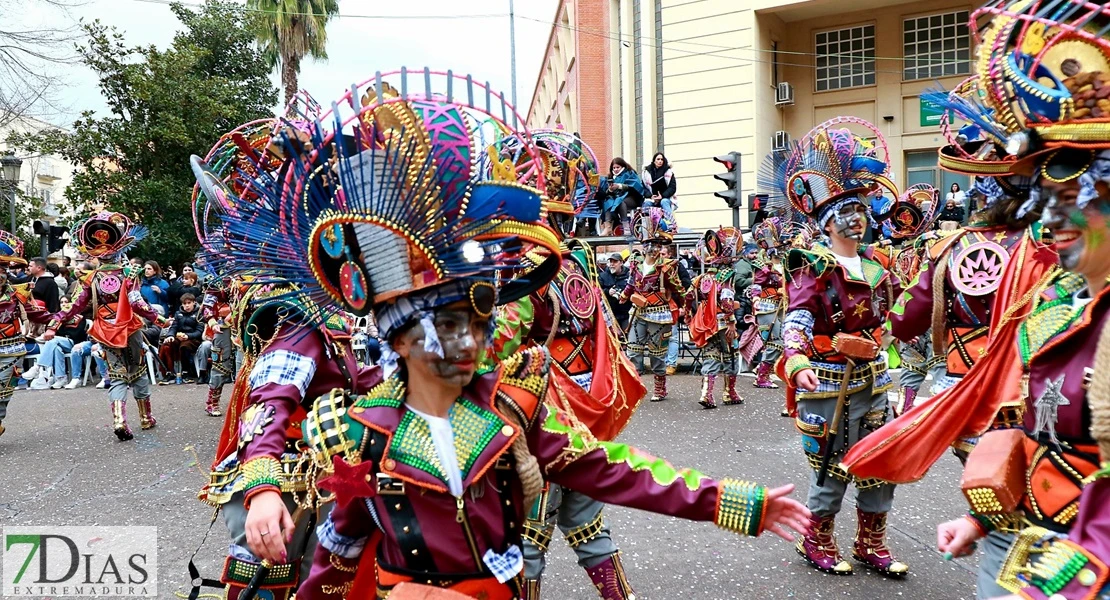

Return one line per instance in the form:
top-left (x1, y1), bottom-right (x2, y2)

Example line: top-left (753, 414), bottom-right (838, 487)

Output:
top-left (509, 0), bottom-right (518, 123)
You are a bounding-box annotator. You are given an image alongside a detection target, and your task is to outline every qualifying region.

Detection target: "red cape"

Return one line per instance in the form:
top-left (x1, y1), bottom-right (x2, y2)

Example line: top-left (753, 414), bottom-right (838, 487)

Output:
top-left (841, 232), bottom-right (1056, 483)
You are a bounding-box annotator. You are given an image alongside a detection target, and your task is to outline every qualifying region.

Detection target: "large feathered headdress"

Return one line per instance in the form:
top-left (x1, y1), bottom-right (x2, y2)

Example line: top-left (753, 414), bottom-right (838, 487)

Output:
top-left (72, 211), bottom-right (147, 259)
top-left (784, 117), bottom-right (899, 228)
top-left (193, 69), bottom-right (562, 345)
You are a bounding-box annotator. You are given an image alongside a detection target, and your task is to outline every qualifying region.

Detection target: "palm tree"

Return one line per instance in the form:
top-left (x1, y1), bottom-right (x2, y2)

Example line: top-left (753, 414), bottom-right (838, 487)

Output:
top-left (248, 0), bottom-right (339, 104)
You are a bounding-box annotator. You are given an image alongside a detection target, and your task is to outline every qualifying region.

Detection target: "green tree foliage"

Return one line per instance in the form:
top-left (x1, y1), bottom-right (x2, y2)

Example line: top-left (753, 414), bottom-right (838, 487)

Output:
top-left (249, 0), bottom-right (338, 104)
top-left (7, 1), bottom-right (277, 267)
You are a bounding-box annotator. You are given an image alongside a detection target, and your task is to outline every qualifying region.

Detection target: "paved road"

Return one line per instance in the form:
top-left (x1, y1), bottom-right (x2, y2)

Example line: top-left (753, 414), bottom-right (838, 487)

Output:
top-left (0, 374), bottom-right (978, 599)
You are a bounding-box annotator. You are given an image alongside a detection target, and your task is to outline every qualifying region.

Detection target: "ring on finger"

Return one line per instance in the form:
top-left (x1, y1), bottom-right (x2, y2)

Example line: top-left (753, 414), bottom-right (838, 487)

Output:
top-left (260, 530), bottom-right (270, 536)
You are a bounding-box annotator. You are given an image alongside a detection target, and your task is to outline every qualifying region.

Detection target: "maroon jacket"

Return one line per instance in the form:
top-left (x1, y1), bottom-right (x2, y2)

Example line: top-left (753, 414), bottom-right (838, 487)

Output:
top-left (299, 347), bottom-right (769, 597)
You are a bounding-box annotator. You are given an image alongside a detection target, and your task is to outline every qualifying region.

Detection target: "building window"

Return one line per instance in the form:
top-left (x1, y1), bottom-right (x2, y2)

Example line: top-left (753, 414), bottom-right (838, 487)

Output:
top-left (903, 11), bottom-right (971, 80)
top-left (815, 25), bottom-right (875, 92)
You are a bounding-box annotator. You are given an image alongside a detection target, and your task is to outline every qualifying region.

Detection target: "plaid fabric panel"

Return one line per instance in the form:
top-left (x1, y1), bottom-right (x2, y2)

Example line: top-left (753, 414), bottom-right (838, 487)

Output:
top-left (316, 516), bottom-right (367, 559)
top-left (248, 350), bottom-right (316, 397)
top-left (483, 544), bottom-right (523, 584)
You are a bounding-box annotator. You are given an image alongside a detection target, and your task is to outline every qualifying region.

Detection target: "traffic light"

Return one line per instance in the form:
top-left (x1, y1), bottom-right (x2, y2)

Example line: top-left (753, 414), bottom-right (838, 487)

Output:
top-left (713, 152), bottom-right (743, 209)
top-left (48, 225), bottom-right (68, 254)
top-left (748, 193), bottom-right (768, 226)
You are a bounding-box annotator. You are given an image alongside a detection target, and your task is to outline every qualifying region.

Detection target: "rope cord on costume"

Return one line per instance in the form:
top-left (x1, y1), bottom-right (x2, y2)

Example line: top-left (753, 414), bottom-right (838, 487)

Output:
top-left (495, 397), bottom-right (543, 509)
top-left (544, 286), bottom-right (562, 349)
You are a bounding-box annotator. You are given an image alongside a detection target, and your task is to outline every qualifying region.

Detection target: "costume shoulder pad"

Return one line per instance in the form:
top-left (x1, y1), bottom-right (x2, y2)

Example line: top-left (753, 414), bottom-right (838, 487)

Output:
top-left (301, 388), bottom-right (371, 470)
top-left (785, 247), bottom-right (835, 282)
top-left (926, 229), bottom-right (965, 260)
top-left (494, 345), bottom-right (551, 432)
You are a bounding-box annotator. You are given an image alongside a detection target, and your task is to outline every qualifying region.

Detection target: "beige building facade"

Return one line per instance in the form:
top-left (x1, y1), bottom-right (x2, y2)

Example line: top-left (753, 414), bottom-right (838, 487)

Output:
top-left (529, 0), bottom-right (979, 231)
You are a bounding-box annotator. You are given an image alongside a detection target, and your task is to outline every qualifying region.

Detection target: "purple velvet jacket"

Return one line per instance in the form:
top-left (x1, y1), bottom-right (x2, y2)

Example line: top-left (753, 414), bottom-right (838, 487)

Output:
top-left (298, 347), bottom-right (768, 598)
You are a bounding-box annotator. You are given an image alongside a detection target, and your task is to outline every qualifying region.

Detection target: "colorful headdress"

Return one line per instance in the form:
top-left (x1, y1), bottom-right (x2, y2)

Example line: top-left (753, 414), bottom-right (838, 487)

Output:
top-left (784, 117), bottom-right (899, 228)
top-left (0, 231), bottom-right (24, 266)
top-left (696, 227), bottom-right (742, 266)
top-left (887, 184), bottom-right (942, 239)
top-left (752, 217), bottom-right (786, 251)
top-left (72, 211), bottom-right (147, 259)
top-left (757, 148), bottom-right (796, 218)
top-left (631, 206), bottom-right (675, 243)
top-left (972, 0), bottom-right (1110, 213)
top-left (194, 69), bottom-right (562, 351)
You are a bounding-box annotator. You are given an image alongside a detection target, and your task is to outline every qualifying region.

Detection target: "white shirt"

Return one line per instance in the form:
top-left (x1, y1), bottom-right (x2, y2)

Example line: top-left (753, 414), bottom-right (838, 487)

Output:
top-left (408, 406), bottom-right (464, 497)
top-left (835, 253), bottom-right (864, 280)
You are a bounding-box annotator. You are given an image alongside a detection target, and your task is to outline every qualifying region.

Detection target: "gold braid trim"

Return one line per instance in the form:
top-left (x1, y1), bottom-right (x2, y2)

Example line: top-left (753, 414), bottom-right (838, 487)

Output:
top-left (564, 510), bottom-right (606, 548)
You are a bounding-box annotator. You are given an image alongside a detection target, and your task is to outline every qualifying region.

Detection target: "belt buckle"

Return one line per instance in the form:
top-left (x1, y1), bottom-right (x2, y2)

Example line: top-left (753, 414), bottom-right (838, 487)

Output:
top-left (376, 473), bottom-right (405, 495)
top-left (494, 455), bottom-right (513, 470)
top-left (831, 311), bottom-right (844, 323)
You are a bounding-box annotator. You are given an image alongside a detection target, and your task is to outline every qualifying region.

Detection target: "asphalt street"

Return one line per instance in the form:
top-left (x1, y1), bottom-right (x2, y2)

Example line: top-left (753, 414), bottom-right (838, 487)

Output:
top-left (0, 373), bottom-right (977, 599)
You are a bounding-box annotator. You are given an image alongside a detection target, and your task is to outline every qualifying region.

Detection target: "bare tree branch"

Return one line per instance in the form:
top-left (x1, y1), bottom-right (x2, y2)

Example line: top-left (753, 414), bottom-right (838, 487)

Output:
top-left (0, 0), bottom-right (86, 126)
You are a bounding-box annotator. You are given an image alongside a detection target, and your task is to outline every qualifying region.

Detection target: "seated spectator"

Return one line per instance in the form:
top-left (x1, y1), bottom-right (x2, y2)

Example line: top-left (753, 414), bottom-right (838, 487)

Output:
top-left (64, 340), bottom-right (110, 389)
top-left (26, 298), bottom-right (87, 389)
top-left (642, 152), bottom-right (678, 220)
top-left (939, 198), bottom-right (966, 227)
top-left (597, 157), bottom-right (649, 236)
top-left (169, 270), bottom-right (201, 314)
top-left (159, 293), bottom-right (202, 384)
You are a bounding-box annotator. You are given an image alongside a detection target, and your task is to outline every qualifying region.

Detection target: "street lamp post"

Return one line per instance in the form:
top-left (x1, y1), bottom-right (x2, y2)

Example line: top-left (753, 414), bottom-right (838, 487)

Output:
top-left (0, 153), bottom-right (23, 235)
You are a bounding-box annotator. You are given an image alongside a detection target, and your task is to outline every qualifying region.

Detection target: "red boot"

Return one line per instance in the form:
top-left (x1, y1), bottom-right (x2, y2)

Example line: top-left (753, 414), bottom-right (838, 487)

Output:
top-left (796, 514), bottom-right (853, 574)
top-left (852, 509), bottom-right (909, 576)
top-left (206, 388), bottom-right (223, 417)
top-left (585, 553), bottom-right (637, 600)
top-left (723, 375), bottom-right (744, 405)
top-left (650, 375), bottom-right (667, 402)
top-left (754, 361), bottom-right (779, 389)
top-left (111, 400), bottom-right (133, 441)
top-left (897, 388), bottom-right (917, 416)
top-left (698, 375), bottom-right (717, 409)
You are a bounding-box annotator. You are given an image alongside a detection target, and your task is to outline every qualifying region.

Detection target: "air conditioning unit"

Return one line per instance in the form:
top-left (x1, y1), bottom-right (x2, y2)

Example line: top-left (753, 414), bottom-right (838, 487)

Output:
top-left (775, 82), bottom-right (795, 106)
top-left (773, 130), bottom-right (791, 151)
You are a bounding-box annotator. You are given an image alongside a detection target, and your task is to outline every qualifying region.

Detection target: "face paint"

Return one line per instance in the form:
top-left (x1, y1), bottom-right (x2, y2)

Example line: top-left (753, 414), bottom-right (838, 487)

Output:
top-left (400, 307), bottom-right (489, 387)
top-left (829, 203), bottom-right (867, 241)
top-left (1041, 181), bottom-right (1110, 278)
top-left (645, 243), bottom-right (661, 259)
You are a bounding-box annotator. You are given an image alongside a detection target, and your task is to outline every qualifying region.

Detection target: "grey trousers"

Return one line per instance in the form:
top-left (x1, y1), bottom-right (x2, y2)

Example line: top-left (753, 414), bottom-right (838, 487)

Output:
top-left (523, 484), bottom-right (617, 579)
top-left (0, 354), bottom-right (19, 420)
top-left (629, 320), bottom-right (670, 375)
top-left (221, 491), bottom-right (320, 585)
top-left (700, 331), bottom-right (738, 376)
top-left (756, 311), bottom-right (783, 364)
top-left (103, 334), bottom-right (151, 402)
top-left (976, 530), bottom-right (1017, 599)
top-left (797, 387), bottom-right (896, 516)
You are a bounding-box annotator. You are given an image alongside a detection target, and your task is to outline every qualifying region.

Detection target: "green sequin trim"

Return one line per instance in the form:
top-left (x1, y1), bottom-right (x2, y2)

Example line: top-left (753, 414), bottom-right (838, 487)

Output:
top-left (1035, 552), bottom-right (1089, 596)
top-left (1017, 271), bottom-right (1088, 366)
top-left (355, 378), bottom-right (405, 409)
top-left (716, 479), bottom-right (767, 537)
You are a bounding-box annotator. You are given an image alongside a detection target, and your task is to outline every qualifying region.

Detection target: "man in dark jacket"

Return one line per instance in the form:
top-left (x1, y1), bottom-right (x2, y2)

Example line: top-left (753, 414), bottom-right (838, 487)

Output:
top-left (159, 293), bottom-right (203, 383)
top-left (939, 198), bottom-right (966, 227)
top-left (598, 253), bottom-right (632, 331)
top-left (29, 258), bottom-right (60, 313)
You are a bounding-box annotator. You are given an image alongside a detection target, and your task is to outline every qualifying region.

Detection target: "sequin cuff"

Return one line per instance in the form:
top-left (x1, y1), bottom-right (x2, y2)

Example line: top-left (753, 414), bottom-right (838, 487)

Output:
top-left (715, 479), bottom-right (767, 537)
top-left (966, 512), bottom-right (993, 536)
top-left (785, 355), bottom-right (812, 379)
top-left (240, 456), bottom-right (283, 504)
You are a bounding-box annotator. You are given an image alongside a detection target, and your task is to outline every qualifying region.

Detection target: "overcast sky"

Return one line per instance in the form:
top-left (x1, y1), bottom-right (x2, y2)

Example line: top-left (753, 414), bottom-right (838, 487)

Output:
top-left (20, 0), bottom-right (559, 126)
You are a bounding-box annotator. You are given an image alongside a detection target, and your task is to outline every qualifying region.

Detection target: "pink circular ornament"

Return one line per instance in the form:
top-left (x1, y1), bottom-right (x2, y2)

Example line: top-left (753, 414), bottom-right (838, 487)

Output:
top-left (951, 240), bottom-right (1009, 297)
top-left (98, 275), bottom-right (122, 295)
top-left (562, 272), bottom-right (594, 319)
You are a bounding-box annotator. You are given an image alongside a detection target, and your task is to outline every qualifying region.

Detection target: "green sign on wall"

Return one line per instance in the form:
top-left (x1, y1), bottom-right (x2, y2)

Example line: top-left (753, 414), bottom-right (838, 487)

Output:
top-left (920, 95), bottom-right (949, 127)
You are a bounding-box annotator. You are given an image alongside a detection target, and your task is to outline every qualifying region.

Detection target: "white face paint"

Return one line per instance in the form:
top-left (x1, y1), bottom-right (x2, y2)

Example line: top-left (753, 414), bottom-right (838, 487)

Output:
top-left (828, 203), bottom-right (868, 242)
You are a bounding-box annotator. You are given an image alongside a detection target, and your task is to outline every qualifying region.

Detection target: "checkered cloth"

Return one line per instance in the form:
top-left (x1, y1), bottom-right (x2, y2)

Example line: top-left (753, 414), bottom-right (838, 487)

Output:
top-left (248, 349), bottom-right (316, 397)
top-left (482, 545), bottom-right (523, 584)
top-left (316, 516), bottom-right (367, 559)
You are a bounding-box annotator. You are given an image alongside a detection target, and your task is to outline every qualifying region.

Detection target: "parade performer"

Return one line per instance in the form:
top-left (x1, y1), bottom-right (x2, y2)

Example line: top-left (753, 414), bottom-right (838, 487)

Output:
top-left (199, 271), bottom-right (234, 417)
top-left (883, 184), bottom-right (944, 415)
top-left (686, 226), bottom-right (745, 409)
top-left (46, 212), bottom-right (166, 441)
top-left (0, 231), bottom-right (51, 438)
top-left (777, 118), bottom-right (907, 576)
top-left (749, 217), bottom-right (788, 389)
top-left (483, 128), bottom-right (646, 599)
top-left (261, 68), bottom-right (812, 600)
top-left (621, 207), bottom-right (685, 401)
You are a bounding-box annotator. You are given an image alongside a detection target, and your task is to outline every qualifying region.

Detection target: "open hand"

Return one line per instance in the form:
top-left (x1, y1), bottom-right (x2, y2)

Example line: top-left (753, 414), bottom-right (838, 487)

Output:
top-left (761, 484), bottom-right (812, 541)
top-left (244, 490), bottom-right (294, 563)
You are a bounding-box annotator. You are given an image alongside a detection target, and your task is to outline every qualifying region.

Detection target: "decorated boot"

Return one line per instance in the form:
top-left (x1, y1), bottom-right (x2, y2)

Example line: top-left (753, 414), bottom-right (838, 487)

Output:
top-left (753, 361), bottom-right (779, 389)
top-left (521, 578), bottom-right (541, 600)
top-left (585, 552), bottom-right (637, 600)
top-left (897, 388), bottom-right (917, 416)
top-left (698, 375), bottom-right (717, 409)
top-left (0, 420), bottom-right (5, 438)
top-left (723, 375), bottom-right (744, 405)
top-left (650, 375), bottom-right (667, 402)
top-left (205, 388), bottom-right (223, 417)
top-left (796, 514), bottom-right (852, 575)
top-left (852, 509), bottom-right (909, 576)
top-left (111, 400), bottom-right (133, 441)
top-left (136, 398), bottom-right (157, 430)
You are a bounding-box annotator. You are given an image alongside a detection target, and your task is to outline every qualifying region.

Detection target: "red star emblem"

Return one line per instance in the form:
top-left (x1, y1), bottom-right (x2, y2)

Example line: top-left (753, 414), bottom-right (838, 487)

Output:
top-left (317, 454), bottom-right (377, 508)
